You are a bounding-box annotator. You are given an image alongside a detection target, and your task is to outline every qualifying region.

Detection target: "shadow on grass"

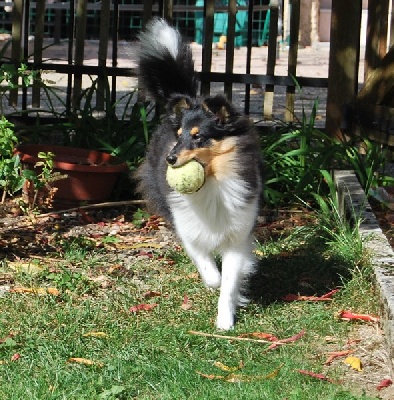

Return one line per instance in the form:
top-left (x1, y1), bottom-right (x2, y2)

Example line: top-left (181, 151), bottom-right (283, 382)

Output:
top-left (248, 242), bottom-right (352, 306)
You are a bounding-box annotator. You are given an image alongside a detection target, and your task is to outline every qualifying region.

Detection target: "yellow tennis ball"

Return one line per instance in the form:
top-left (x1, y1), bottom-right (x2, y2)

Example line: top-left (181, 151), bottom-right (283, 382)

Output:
top-left (166, 159), bottom-right (205, 194)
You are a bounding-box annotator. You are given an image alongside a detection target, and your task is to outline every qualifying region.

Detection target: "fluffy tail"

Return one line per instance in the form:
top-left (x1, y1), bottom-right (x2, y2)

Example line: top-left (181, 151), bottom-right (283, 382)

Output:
top-left (138, 18), bottom-right (198, 102)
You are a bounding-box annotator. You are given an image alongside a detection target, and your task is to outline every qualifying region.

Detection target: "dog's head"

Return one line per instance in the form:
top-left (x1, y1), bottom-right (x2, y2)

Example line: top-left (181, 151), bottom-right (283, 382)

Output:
top-left (165, 95), bottom-right (247, 177)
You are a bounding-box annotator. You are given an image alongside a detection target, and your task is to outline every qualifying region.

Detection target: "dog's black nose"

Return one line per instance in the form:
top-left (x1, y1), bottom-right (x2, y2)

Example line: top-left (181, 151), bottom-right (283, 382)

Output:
top-left (166, 154), bottom-right (177, 165)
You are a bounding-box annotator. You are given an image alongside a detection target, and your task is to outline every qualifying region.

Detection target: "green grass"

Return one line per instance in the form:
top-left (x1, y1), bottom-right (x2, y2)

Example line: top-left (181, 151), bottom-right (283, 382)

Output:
top-left (0, 210), bottom-right (380, 400)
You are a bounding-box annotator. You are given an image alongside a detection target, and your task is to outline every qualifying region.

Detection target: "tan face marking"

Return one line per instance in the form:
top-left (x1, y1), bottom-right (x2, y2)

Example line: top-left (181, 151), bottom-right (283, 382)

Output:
top-left (190, 126), bottom-right (199, 136)
top-left (171, 137), bottom-right (237, 179)
top-left (177, 128), bottom-right (183, 136)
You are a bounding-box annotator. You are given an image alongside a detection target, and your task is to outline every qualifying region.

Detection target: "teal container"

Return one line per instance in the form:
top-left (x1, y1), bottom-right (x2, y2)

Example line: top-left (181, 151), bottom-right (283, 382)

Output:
top-left (194, 0), bottom-right (248, 47)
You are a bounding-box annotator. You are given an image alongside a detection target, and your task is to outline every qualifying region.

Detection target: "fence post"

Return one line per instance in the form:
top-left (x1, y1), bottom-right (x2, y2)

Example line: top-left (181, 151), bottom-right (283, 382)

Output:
top-left (73, 0), bottom-right (87, 110)
top-left (32, 0), bottom-right (46, 108)
top-left (10, 0), bottom-right (24, 107)
top-left (285, 0), bottom-right (300, 122)
top-left (97, 0), bottom-right (111, 111)
top-left (326, 0), bottom-right (362, 138)
top-left (264, 1), bottom-right (279, 120)
top-left (364, 0), bottom-right (390, 81)
top-left (224, 0), bottom-right (236, 101)
top-left (201, 0), bottom-right (215, 96)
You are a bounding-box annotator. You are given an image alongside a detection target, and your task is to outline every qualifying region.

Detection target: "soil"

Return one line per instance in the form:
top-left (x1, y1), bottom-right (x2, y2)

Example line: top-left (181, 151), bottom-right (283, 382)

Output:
top-left (0, 197), bottom-right (393, 398)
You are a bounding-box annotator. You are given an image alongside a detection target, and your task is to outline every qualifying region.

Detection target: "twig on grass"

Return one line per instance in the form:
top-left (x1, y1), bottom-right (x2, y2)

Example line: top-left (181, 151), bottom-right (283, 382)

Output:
top-left (36, 199), bottom-right (146, 218)
top-left (188, 330), bottom-right (276, 345)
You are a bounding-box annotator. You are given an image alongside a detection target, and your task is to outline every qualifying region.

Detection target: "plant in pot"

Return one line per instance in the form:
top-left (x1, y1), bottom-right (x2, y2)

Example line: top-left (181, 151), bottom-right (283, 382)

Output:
top-left (15, 143), bottom-right (129, 210)
top-left (12, 77), bottom-right (157, 209)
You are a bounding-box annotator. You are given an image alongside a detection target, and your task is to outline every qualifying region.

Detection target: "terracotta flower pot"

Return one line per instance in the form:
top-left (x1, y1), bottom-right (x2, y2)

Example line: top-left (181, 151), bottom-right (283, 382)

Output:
top-left (15, 144), bottom-right (128, 209)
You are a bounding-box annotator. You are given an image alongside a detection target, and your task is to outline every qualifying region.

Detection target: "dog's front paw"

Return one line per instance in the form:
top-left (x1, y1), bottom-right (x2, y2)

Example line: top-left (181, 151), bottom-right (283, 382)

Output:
top-left (199, 266), bottom-right (221, 289)
top-left (202, 270), bottom-right (221, 289)
top-left (216, 311), bottom-right (235, 331)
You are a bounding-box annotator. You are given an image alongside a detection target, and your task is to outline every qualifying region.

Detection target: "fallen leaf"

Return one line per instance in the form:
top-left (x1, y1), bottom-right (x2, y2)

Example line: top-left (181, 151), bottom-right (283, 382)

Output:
top-left (107, 265), bottom-right (123, 274)
top-left (213, 360), bottom-right (244, 372)
top-left (264, 364), bottom-right (283, 379)
top-left (196, 371), bottom-right (225, 380)
top-left (344, 356), bottom-right (362, 372)
top-left (82, 331), bottom-right (108, 338)
top-left (338, 310), bottom-right (380, 323)
top-left (9, 287), bottom-right (60, 296)
top-left (10, 353), bottom-right (20, 361)
top-left (324, 350), bottom-right (354, 365)
top-left (181, 294), bottom-right (192, 310)
top-left (67, 357), bottom-right (104, 367)
top-left (296, 369), bottom-right (337, 383)
top-left (282, 289), bottom-right (339, 302)
top-left (238, 332), bottom-right (279, 342)
top-left (197, 364), bottom-right (283, 382)
top-left (267, 329), bottom-right (306, 351)
top-left (319, 289), bottom-right (340, 299)
top-left (129, 303), bottom-right (158, 313)
top-left (377, 378), bottom-right (393, 391)
top-left (143, 291), bottom-right (161, 299)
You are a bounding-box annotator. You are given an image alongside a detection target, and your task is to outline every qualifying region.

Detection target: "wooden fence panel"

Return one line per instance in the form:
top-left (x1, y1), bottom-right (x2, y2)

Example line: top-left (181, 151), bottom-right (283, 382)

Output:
top-left (2, 0), bottom-right (390, 139)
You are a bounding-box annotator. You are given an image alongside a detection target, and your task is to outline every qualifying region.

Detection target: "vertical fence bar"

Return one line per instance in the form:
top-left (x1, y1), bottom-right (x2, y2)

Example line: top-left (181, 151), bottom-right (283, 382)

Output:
top-left (244, 0), bottom-right (253, 114)
top-left (97, 0), bottom-right (111, 110)
top-left (285, 0), bottom-right (300, 122)
top-left (138, 0), bottom-right (154, 103)
top-left (142, 0), bottom-right (153, 26)
top-left (10, 0), bottom-right (24, 107)
top-left (224, 0), bottom-right (236, 101)
top-left (22, 0), bottom-right (30, 110)
top-left (264, 2), bottom-right (279, 120)
top-left (163, 0), bottom-right (173, 23)
top-left (66, 0), bottom-right (75, 114)
top-left (32, 0), bottom-right (46, 108)
top-left (111, 0), bottom-right (119, 107)
top-left (201, 0), bottom-right (215, 96)
top-left (73, 0), bottom-right (87, 109)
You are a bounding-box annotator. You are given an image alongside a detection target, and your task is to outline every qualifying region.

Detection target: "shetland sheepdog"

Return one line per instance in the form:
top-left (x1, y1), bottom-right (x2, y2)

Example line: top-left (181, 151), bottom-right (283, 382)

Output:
top-left (136, 18), bottom-right (263, 330)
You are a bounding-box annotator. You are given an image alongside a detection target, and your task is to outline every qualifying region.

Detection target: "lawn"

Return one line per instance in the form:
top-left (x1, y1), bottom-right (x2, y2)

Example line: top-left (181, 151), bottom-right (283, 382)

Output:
top-left (0, 206), bottom-right (389, 399)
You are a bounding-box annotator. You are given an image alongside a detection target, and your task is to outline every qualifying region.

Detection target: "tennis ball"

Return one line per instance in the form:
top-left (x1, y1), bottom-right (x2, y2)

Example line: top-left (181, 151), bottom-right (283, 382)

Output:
top-left (166, 159), bottom-right (205, 194)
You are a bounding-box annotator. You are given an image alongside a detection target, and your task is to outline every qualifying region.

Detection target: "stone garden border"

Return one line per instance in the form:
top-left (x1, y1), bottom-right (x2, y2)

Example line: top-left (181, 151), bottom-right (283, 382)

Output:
top-left (334, 170), bottom-right (394, 374)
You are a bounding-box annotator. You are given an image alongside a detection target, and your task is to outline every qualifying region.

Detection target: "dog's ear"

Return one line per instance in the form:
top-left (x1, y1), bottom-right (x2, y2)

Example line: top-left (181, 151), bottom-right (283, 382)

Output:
top-left (166, 95), bottom-right (193, 118)
top-left (202, 95), bottom-right (239, 124)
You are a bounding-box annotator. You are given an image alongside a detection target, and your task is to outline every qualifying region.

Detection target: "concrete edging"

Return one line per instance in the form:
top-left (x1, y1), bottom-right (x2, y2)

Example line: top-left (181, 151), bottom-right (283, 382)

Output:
top-left (334, 170), bottom-right (394, 372)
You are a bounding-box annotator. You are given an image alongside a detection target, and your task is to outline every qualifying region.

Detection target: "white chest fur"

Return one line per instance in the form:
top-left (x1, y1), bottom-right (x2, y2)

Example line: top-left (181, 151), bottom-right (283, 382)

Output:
top-left (168, 176), bottom-right (259, 252)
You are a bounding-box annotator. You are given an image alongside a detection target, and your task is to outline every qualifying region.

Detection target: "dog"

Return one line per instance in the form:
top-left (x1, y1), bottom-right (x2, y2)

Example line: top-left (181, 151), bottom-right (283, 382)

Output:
top-left (136, 18), bottom-right (263, 330)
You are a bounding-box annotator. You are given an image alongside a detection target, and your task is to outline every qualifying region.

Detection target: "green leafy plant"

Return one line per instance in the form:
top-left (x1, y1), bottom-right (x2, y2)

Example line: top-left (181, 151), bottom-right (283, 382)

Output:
top-left (132, 208), bottom-right (150, 228)
top-left (261, 101), bottom-right (341, 207)
top-left (0, 61), bottom-right (40, 114)
top-left (0, 116), bottom-right (25, 202)
top-left (22, 151), bottom-right (67, 210)
top-left (42, 267), bottom-right (96, 295)
top-left (262, 99), bottom-right (393, 210)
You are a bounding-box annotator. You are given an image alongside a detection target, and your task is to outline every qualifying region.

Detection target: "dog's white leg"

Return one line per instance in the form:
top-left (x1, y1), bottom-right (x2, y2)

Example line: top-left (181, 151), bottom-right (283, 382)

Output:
top-left (182, 241), bottom-right (221, 289)
top-left (216, 238), bottom-right (255, 330)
